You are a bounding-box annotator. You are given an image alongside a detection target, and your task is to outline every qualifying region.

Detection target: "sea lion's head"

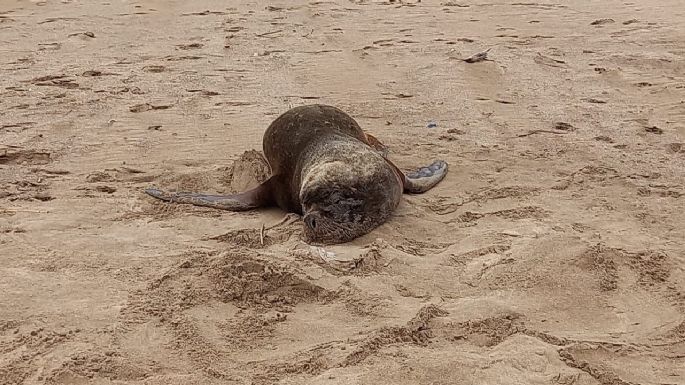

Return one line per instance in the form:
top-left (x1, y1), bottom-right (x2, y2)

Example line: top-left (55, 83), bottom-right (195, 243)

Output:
top-left (299, 159), bottom-right (402, 244)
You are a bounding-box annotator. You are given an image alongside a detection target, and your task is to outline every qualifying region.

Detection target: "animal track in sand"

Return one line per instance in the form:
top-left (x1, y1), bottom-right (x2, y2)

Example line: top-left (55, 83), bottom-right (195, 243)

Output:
top-left (423, 186), bottom-right (541, 215)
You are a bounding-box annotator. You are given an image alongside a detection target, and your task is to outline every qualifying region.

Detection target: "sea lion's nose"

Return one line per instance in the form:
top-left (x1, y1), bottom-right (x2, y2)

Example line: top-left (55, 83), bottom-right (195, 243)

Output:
top-left (304, 214), bottom-right (317, 229)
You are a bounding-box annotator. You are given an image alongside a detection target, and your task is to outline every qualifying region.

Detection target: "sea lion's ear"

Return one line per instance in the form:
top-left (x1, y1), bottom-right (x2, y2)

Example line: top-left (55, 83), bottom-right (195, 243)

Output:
top-left (145, 176), bottom-right (276, 211)
top-left (385, 159), bottom-right (448, 194)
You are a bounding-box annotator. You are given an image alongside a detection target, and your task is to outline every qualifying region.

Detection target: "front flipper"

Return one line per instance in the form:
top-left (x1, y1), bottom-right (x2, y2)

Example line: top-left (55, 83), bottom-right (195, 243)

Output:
top-left (364, 133), bottom-right (389, 158)
top-left (387, 160), bottom-right (448, 194)
top-left (145, 176), bottom-right (275, 211)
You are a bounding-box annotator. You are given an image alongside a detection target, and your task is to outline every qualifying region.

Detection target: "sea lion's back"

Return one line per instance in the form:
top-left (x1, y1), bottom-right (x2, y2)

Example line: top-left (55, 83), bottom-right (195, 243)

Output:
top-left (262, 104), bottom-right (366, 172)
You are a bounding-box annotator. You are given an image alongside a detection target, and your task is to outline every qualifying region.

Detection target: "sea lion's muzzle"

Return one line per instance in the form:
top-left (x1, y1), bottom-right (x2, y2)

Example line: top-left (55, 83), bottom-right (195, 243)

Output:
top-left (304, 213), bottom-right (319, 231)
top-left (302, 211), bottom-right (326, 243)
top-left (302, 210), bottom-right (348, 244)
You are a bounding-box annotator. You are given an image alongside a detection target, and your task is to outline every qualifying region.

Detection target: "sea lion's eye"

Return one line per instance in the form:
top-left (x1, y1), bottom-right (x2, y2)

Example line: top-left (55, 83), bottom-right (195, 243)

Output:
top-left (340, 197), bottom-right (363, 208)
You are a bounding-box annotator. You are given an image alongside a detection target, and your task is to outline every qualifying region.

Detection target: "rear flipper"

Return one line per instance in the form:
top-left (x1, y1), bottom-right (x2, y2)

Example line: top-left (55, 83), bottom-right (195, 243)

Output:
top-left (388, 160), bottom-right (448, 194)
top-left (145, 177), bottom-right (274, 211)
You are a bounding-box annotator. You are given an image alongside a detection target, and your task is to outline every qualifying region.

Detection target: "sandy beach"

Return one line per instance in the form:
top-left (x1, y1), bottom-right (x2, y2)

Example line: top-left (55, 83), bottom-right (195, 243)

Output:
top-left (1, 0), bottom-right (684, 384)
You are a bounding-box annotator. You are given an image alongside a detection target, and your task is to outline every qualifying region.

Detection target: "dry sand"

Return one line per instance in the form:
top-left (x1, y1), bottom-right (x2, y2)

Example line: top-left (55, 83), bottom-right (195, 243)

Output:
top-left (1, 0), bottom-right (684, 384)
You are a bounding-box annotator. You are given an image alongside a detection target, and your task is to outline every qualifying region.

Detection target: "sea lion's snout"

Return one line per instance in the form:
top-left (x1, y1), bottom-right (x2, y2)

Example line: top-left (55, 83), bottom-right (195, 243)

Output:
top-left (304, 213), bottom-right (319, 230)
top-left (302, 209), bottom-right (352, 244)
top-left (303, 210), bottom-right (341, 244)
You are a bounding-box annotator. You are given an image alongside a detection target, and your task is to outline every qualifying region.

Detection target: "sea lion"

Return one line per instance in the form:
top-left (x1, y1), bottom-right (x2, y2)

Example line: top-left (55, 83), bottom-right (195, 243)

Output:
top-left (145, 104), bottom-right (448, 244)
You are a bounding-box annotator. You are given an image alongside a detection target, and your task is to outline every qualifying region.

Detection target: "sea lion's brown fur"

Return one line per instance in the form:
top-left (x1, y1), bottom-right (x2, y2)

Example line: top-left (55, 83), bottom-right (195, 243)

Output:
top-left (145, 104), bottom-right (447, 244)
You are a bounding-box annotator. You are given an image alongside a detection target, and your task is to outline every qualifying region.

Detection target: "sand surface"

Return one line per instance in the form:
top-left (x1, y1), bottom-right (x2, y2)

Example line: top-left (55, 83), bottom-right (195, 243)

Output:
top-left (1, 0), bottom-right (685, 384)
